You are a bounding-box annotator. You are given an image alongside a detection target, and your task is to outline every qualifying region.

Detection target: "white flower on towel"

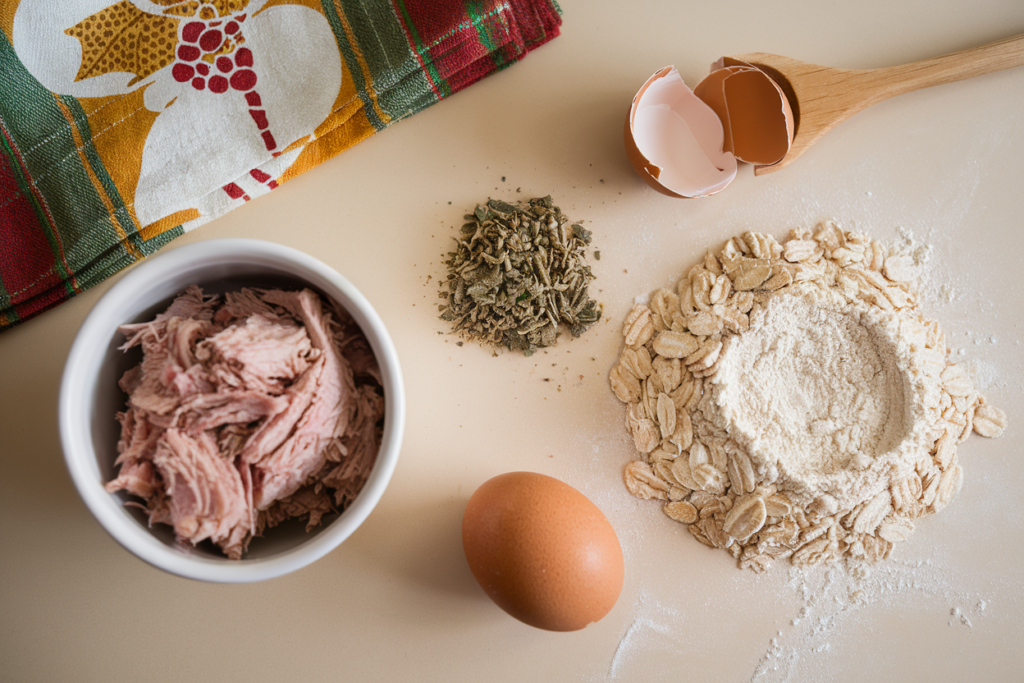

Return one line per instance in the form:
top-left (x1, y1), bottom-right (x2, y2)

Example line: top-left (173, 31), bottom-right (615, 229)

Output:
top-left (12, 0), bottom-right (342, 227)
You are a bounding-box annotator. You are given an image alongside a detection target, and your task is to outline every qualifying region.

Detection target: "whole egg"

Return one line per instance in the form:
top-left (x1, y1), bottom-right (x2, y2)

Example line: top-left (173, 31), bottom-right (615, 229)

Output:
top-left (461, 471), bottom-right (624, 631)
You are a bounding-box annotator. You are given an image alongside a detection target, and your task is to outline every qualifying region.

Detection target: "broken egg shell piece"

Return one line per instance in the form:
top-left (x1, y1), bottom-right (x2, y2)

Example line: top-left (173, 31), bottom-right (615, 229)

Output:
top-left (624, 66), bottom-right (737, 198)
top-left (695, 61), bottom-right (794, 167)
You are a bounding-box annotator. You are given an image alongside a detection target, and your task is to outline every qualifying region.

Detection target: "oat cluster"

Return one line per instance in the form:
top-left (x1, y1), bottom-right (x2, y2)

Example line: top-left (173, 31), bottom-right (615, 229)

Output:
top-left (611, 222), bottom-right (1007, 571)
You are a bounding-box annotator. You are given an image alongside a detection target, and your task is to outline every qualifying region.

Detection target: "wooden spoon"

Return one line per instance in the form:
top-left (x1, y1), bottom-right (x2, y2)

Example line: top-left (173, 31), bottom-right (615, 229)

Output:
top-left (723, 33), bottom-right (1024, 175)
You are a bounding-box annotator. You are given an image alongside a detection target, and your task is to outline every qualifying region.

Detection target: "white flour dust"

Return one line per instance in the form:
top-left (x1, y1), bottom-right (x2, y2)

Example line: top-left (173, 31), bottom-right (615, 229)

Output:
top-left (600, 589), bottom-right (690, 681)
top-left (598, 561), bottom-right (995, 683)
top-left (750, 561), bottom-right (993, 683)
top-left (715, 294), bottom-right (913, 500)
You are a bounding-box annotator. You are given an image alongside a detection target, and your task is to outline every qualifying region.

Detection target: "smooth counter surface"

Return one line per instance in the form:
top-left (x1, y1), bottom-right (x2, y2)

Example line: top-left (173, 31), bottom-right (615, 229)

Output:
top-left (2, 1), bottom-right (1023, 680)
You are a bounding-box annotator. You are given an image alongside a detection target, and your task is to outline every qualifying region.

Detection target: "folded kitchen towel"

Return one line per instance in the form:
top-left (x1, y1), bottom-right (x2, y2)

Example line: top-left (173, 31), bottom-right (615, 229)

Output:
top-left (0, 0), bottom-right (561, 331)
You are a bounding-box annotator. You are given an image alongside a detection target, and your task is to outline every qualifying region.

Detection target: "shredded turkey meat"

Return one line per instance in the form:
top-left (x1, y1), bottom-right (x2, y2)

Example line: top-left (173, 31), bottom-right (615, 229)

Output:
top-left (105, 286), bottom-right (385, 559)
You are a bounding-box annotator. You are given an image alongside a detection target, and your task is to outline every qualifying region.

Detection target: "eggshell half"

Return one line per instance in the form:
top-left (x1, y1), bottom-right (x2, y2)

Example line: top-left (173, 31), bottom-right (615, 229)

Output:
top-left (462, 471), bottom-right (624, 632)
top-left (694, 61), bottom-right (794, 167)
top-left (624, 66), bottom-right (737, 198)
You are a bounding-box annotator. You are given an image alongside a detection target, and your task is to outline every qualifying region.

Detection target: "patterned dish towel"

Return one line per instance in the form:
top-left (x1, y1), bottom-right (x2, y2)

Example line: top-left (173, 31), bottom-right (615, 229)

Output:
top-left (0, 0), bottom-right (561, 330)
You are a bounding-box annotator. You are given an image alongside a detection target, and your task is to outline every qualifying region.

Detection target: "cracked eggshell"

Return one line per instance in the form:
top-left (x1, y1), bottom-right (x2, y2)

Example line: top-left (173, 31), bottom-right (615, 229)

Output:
top-left (694, 60), bottom-right (794, 167)
top-left (624, 66), bottom-right (737, 198)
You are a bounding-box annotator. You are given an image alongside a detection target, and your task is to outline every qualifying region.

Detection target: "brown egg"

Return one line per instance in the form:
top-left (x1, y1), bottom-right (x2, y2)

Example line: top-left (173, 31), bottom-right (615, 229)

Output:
top-left (462, 472), bottom-right (624, 632)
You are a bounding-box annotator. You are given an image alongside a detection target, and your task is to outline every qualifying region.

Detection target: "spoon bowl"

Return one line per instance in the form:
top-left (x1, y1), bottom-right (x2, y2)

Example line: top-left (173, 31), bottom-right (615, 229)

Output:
top-left (725, 33), bottom-right (1024, 174)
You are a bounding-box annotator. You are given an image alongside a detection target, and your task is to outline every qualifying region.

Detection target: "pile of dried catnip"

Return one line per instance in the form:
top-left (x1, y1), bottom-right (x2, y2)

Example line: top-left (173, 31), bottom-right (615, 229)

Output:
top-left (439, 196), bottom-right (601, 355)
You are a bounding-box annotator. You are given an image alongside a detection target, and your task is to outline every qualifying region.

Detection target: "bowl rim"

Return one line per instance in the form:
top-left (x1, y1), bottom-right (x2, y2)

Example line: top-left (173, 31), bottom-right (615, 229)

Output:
top-left (58, 237), bottom-right (405, 583)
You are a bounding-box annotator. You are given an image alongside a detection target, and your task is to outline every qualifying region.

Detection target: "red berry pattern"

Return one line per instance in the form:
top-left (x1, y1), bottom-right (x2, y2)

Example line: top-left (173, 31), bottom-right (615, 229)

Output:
top-left (209, 75), bottom-right (229, 93)
top-left (177, 45), bottom-right (200, 61)
top-left (172, 12), bottom-right (277, 156)
top-left (182, 21), bottom-right (204, 43)
top-left (230, 70), bottom-right (256, 92)
top-left (174, 14), bottom-right (256, 93)
top-left (235, 48), bottom-right (253, 67)
top-left (172, 62), bottom-right (193, 82)
top-left (199, 29), bottom-right (223, 53)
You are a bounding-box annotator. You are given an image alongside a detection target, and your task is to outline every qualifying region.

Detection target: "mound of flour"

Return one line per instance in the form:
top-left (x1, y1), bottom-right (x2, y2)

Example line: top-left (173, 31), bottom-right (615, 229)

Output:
top-left (714, 292), bottom-right (924, 509)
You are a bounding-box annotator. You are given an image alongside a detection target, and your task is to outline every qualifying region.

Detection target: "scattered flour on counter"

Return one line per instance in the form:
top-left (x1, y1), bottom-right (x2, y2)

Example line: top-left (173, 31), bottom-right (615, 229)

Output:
top-left (603, 590), bottom-right (688, 680)
top-left (607, 618), bottom-right (641, 678)
top-left (750, 560), bottom-right (992, 683)
top-left (598, 557), bottom-right (1001, 682)
top-left (964, 357), bottom-right (1001, 392)
top-left (950, 606), bottom-right (972, 628)
top-left (893, 226), bottom-right (934, 277)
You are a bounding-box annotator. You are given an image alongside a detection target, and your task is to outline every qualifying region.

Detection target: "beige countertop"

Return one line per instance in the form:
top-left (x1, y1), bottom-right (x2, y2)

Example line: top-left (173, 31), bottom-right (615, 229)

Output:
top-left (2, 1), bottom-right (1023, 680)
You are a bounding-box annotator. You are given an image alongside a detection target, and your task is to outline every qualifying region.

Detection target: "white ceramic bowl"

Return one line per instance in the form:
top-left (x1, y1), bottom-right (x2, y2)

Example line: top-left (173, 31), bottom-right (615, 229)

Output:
top-left (59, 239), bottom-right (405, 582)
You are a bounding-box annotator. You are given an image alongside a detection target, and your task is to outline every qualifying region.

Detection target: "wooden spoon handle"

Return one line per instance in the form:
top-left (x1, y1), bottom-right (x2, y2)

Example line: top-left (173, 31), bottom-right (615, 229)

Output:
top-left (871, 33), bottom-right (1024, 102)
